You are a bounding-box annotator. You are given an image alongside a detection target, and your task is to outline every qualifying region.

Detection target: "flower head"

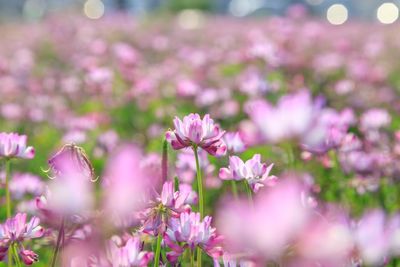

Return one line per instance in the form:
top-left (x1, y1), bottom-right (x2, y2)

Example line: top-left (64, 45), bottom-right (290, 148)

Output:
top-left (165, 211), bottom-right (223, 262)
top-left (166, 113), bottom-right (226, 157)
top-left (0, 213), bottom-right (44, 265)
top-left (107, 236), bottom-right (153, 267)
top-left (0, 133), bottom-right (34, 159)
top-left (47, 144), bottom-right (95, 181)
top-left (141, 181), bottom-right (195, 236)
top-left (219, 154), bottom-right (276, 192)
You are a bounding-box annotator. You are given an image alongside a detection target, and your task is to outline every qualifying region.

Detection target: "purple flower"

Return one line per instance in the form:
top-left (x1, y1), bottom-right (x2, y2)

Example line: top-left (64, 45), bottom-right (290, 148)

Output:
top-left (107, 237), bottom-right (153, 267)
top-left (219, 154), bottom-right (276, 193)
top-left (0, 133), bottom-right (34, 159)
top-left (224, 132), bottom-right (246, 154)
top-left (141, 181), bottom-right (195, 236)
top-left (0, 213), bottom-right (44, 265)
top-left (166, 113), bottom-right (227, 157)
top-left (247, 90), bottom-right (323, 144)
top-left (165, 211), bottom-right (223, 262)
top-left (360, 108), bottom-right (391, 137)
top-left (20, 249), bottom-right (39, 265)
top-left (47, 144), bottom-right (95, 181)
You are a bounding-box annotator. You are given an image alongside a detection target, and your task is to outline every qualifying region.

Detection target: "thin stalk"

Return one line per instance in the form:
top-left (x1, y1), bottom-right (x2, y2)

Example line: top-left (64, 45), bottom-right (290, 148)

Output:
top-left (153, 232), bottom-right (162, 267)
top-left (190, 250), bottom-right (195, 267)
top-left (162, 139), bottom-right (168, 183)
top-left (231, 180), bottom-right (238, 199)
top-left (5, 160), bottom-right (12, 267)
top-left (243, 180), bottom-right (253, 205)
top-left (193, 146), bottom-right (204, 217)
top-left (50, 217), bottom-right (65, 267)
top-left (5, 160), bottom-right (11, 217)
top-left (12, 243), bottom-right (21, 267)
top-left (193, 146), bottom-right (203, 267)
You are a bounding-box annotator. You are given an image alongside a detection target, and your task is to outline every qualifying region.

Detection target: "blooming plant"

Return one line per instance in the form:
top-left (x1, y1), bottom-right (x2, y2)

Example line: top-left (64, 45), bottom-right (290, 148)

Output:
top-left (2, 10), bottom-right (400, 267)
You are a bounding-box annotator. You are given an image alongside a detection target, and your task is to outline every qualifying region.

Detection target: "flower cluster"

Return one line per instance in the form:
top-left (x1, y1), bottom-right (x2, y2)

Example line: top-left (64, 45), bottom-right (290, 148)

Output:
top-left (0, 213), bottom-right (44, 265)
top-left (0, 133), bottom-right (34, 159)
top-left (166, 114), bottom-right (227, 157)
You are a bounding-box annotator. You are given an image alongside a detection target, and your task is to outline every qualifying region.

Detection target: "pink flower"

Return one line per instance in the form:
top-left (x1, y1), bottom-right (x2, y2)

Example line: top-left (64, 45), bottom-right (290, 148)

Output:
top-left (224, 132), bottom-right (246, 154)
top-left (354, 210), bottom-right (392, 265)
top-left (141, 181), bottom-right (195, 236)
top-left (166, 113), bottom-right (227, 157)
top-left (247, 90), bottom-right (322, 144)
top-left (47, 144), bottom-right (95, 181)
top-left (107, 237), bottom-right (153, 267)
top-left (219, 154), bottom-right (276, 192)
top-left (20, 249), bottom-right (39, 265)
top-left (360, 108), bottom-right (391, 131)
top-left (165, 212), bottom-right (223, 262)
top-left (217, 179), bottom-right (310, 259)
top-left (0, 213), bottom-right (44, 264)
top-left (0, 133), bottom-right (34, 159)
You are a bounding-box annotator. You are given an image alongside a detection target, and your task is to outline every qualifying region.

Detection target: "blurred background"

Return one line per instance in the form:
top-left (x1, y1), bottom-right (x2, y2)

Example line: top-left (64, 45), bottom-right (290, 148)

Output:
top-left (1, 0), bottom-right (400, 25)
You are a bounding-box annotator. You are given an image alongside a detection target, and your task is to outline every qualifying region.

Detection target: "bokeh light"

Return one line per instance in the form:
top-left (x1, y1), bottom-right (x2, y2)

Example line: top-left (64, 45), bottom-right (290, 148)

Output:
top-left (83, 0), bottom-right (105, 20)
top-left (326, 4), bottom-right (348, 25)
top-left (177, 9), bottom-right (205, 30)
top-left (377, 2), bottom-right (399, 24)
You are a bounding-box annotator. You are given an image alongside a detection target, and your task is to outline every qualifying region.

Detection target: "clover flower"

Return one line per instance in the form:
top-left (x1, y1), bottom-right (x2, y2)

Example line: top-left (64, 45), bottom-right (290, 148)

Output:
top-left (166, 113), bottom-right (227, 157)
top-left (219, 154), bottom-right (276, 193)
top-left (106, 236), bottom-right (153, 267)
top-left (0, 213), bottom-right (44, 265)
top-left (0, 133), bottom-right (34, 159)
top-left (164, 211), bottom-right (223, 262)
top-left (141, 181), bottom-right (195, 236)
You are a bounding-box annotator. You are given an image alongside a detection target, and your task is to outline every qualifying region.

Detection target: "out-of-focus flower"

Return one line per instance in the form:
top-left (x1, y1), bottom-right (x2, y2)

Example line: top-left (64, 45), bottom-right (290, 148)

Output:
top-left (165, 211), bottom-right (223, 262)
top-left (47, 144), bottom-right (95, 181)
top-left (224, 132), bottom-right (246, 154)
top-left (93, 130), bottom-right (119, 158)
top-left (247, 90), bottom-right (323, 144)
top-left (0, 133), bottom-right (35, 159)
top-left (102, 145), bottom-right (152, 227)
top-left (219, 154), bottom-right (276, 192)
top-left (217, 179), bottom-right (310, 260)
top-left (354, 210), bottom-right (391, 265)
top-left (176, 79), bottom-right (200, 97)
top-left (360, 108), bottom-right (391, 132)
top-left (296, 212), bottom-right (353, 265)
top-left (238, 69), bottom-right (268, 96)
top-left (0, 213), bottom-right (44, 265)
top-left (166, 113), bottom-right (227, 157)
top-left (85, 67), bottom-right (114, 94)
top-left (38, 144), bottom-right (96, 218)
top-left (106, 236), bottom-right (153, 267)
top-left (302, 108), bottom-right (355, 153)
top-left (9, 173), bottom-right (45, 200)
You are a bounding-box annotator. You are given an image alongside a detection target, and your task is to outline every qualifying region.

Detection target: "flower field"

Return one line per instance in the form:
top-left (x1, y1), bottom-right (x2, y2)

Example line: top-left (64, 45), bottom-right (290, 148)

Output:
top-left (1, 10), bottom-right (400, 266)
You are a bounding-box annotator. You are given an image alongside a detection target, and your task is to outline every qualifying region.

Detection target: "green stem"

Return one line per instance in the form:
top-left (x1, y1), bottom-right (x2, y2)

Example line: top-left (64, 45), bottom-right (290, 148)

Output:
top-left (50, 217), bottom-right (65, 267)
top-left (193, 146), bottom-right (203, 267)
top-left (5, 160), bottom-right (11, 217)
top-left (231, 180), bottom-right (238, 199)
top-left (190, 250), bottom-right (195, 267)
top-left (243, 180), bottom-right (253, 205)
top-left (5, 160), bottom-right (12, 267)
top-left (153, 232), bottom-right (162, 267)
top-left (193, 146), bottom-right (204, 217)
top-left (12, 243), bottom-right (21, 267)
